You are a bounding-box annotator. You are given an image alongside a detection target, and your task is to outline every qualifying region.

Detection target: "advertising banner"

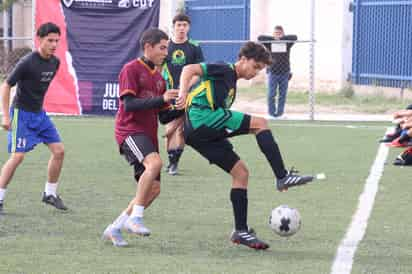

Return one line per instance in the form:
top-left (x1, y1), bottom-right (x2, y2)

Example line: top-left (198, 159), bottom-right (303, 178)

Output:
top-left (35, 0), bottom-right (160, 115)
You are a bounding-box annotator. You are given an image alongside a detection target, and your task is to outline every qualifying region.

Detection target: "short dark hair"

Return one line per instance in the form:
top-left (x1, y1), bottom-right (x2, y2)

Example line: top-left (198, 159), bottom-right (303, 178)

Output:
top-left (36, 22), bottom-right (60, 38)
top-left (172, 13), bottom-right (191, 25)
top-left (140, 28), bottom-right (169, 49)
top-left (238, 41), bottom-right (272, 65)
top-left (274, 25), bottom-right (284, 32)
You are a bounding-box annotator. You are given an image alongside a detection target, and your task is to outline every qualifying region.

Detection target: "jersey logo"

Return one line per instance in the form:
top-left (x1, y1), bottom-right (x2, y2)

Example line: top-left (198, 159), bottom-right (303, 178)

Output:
top-left (171, 49), bottom-right (186, 65)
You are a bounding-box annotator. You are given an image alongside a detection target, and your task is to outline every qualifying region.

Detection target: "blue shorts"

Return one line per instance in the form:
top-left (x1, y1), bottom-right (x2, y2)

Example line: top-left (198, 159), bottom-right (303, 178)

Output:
top-left (7, 108), bottom-right (61, 153)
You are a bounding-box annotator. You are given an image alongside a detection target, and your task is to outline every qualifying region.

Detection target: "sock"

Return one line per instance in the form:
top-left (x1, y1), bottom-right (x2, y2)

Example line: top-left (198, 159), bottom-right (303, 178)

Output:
top-left (45, 182), bottom-right (58, 197)
top-left (168, 149), bottom-right (184, 166)
top-left (167, 150), bottom-right (176, 165)
top-left (175, 148), bottom-right (184, 164)
top-left (0, 188), bottom-right (7, 203)
top-left (256, 130), bottom-right (287, 179)
top-left (230, 188), bottom-right (248, 231)
top-left (130, 204), bottom-right (144, 219)
top-left (112, 212), bottom-right (129, 230)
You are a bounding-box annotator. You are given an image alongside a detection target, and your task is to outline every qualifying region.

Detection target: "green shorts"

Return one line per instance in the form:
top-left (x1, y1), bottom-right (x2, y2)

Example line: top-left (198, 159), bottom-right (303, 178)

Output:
top-left (188, 107), bottom-right (245, 131)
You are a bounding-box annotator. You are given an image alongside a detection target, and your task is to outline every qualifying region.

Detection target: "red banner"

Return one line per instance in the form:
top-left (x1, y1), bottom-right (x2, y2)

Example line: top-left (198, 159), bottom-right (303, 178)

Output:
top-left (35, 0), bottom-right (160, 115)
top-left (35, 0), bottom-right (80, 114)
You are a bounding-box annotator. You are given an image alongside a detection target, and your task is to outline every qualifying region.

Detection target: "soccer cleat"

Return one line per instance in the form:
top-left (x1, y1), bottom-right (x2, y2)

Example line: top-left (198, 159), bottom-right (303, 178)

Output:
top-left (102, 224), bottom-right (128, 247)
top-left (124, 217), bottom-right (151, 236)
top-left (276, 168), bottom-right (314, 192)
top-left (0, 202), bottom-right (3, 214)
top-left (168, 163), bottom-right (178, 175)
top-left (230, 229), bottom-right (269, 250)
top-left (42, 192), bottom-right (68, 210)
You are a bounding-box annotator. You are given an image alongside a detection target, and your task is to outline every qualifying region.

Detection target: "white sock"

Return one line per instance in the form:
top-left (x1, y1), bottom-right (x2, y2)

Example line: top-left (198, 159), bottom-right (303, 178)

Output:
top-left (0, 188), bottom-right (7, 202)
top-left (45, 182), bottom-right (58, 197)
top-left (130, 204), bottom-right (144, 219)
top-left (112, 212), bottom-right (129, 230)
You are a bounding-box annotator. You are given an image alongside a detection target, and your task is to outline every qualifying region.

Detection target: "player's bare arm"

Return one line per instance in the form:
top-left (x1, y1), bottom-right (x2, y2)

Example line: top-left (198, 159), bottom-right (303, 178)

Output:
top-left (0, 82), bottom-right (12, 130)
top-left (176, 64), bottom-right (203, 109)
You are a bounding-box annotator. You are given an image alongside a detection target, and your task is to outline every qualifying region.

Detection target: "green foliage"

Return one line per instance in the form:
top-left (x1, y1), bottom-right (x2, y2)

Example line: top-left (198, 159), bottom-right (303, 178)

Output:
top-left (338, 83), bottom-right (355, 98)
top-left (0, 0), bottom-right (17, 11)
top-left (237, 85), bottom-right (406, 114)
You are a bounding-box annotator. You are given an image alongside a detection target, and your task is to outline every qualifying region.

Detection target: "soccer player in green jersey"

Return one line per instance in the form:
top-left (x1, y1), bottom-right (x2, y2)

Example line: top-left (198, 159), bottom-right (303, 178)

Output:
top-left (176, 41), bottom-right (314, 250)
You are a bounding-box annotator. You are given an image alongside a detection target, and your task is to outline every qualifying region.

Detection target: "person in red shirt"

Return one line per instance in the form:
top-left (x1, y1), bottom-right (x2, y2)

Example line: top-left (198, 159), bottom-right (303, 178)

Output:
top-left (103, 28), bottom-right (179, 247)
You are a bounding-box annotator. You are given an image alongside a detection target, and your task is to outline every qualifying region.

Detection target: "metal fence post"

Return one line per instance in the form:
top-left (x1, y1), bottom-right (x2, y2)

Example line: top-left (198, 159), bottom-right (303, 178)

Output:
top-left (309, 0), bottom-right (316, 120)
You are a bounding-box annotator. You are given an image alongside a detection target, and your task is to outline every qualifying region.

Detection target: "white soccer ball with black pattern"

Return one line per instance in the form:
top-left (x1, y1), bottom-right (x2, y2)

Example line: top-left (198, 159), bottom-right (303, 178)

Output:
top-left (269, 205), bottom-right (301, 237)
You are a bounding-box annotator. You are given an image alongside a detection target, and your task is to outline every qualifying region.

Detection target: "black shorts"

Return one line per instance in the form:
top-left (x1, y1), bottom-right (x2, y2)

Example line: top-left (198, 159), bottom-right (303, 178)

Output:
top-left (185, 115), bottom-right (251, 173)
top-left (120, 134), bottom-right (160, 181)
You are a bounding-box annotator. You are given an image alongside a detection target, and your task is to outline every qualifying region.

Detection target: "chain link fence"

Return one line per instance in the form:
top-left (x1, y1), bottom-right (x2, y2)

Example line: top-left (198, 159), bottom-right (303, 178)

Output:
top-left (0, 37), bottom-right (32, 79)
top-left (195, 39), bottom-right (316, 119)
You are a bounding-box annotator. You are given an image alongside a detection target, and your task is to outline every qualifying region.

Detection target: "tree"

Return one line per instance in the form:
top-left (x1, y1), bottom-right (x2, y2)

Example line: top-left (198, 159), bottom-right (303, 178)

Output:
top-left (0, 0), bottom-right (18, 11)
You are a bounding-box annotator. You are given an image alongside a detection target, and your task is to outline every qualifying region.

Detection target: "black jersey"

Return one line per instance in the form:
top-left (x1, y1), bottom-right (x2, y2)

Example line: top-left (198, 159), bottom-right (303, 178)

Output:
top-left (187, 63), bottom-right (238, 110)
top-left (258, 34), bottom-right (297, 74)
top-left (7, 51), bottom-right (60, 112)
top-left (162, 39), bottom-right (204, 89)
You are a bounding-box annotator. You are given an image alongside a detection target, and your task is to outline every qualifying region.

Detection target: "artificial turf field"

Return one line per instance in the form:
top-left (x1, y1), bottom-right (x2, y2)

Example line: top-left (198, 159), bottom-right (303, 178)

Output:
top-left (0, 117), bottom-right (411, 274)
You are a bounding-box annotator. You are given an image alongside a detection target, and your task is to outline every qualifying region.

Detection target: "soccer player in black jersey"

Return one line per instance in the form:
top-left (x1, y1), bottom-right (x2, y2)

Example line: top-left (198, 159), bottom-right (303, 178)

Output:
top-left (176, 42), bottom-right (315, 250)
top-left (0, 22), bottom-right (67, 214)
top-left (162, 14), bottom-right (204, 175)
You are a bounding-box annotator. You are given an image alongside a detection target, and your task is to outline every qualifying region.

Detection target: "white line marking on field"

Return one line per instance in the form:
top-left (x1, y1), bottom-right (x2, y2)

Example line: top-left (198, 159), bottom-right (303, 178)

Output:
top-left (330, 129), bottom-right (391, 274)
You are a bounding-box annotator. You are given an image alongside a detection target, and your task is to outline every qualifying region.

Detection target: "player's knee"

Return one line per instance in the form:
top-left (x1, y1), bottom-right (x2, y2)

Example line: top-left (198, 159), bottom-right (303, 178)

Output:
top-left (145, 156), bottom-right (162, 173)
top-left (251, 117), bottom-right (269, 134)
top-left (257, 117), bottom-right (269, 130)
top-left (232, 162), bottom-right (249, 182)
top-left (52, 145), bottom-right (65, 160)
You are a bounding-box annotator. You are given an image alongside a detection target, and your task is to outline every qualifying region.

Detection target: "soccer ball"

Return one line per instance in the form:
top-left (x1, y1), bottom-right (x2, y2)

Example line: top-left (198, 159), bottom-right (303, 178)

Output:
top-left (269, 205), bottom-right (301, 237)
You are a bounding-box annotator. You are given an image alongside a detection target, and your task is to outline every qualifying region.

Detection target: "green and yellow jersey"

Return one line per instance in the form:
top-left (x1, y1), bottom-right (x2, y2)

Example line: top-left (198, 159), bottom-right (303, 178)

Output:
top-left (186, 62), bottom-right (244, 131)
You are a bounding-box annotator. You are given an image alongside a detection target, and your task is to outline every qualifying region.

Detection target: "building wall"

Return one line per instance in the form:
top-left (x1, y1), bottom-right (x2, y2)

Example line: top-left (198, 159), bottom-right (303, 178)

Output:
top-left (11, 0), bottom-right (352, 91)
top-left (259, 0), bottom-right (353, 91)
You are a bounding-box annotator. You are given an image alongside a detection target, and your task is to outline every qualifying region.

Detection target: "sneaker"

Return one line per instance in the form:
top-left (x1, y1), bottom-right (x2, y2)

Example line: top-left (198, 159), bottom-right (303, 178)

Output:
top-left (380, 132), bottom-right (400, 143)
top-left (102, 224), bottom-right (128, 247)
top-left (42, 192), bottom-right (68, 210)
top-left (276, 168), bottom-right (314, 192)
top-left (230, 229), bottom-right (269, 250)
top-left (168, 163), bottom-right (178, 175)
top-left (393, 148), bottom-right (412, 166)
top-left (124, 216), bottom-right (151, 236)
top-left (387, 136), bottom-right (411, 148)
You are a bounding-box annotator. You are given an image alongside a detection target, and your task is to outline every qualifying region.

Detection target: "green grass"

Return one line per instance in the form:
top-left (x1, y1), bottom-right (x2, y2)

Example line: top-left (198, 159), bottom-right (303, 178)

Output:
top-left (238, 85), bottom-right (409, 114)
top-left (0, 117), bottom-right (411, 274)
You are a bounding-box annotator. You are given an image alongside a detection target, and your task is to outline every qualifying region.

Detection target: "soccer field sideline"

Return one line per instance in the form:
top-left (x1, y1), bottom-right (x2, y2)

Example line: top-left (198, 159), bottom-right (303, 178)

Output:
top-left (330, 128), bottom-right (390, 274)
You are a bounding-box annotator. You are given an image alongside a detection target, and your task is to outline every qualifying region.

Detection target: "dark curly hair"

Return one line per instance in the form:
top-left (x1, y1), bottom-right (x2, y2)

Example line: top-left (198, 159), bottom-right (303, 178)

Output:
top-left (238, 41), bottom-right (272, 65)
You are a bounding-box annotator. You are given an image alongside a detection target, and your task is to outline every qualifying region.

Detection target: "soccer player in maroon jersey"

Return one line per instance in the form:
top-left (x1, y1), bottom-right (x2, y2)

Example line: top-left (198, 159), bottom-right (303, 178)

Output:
top-left (103, 28), bottom-right (179, 247)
